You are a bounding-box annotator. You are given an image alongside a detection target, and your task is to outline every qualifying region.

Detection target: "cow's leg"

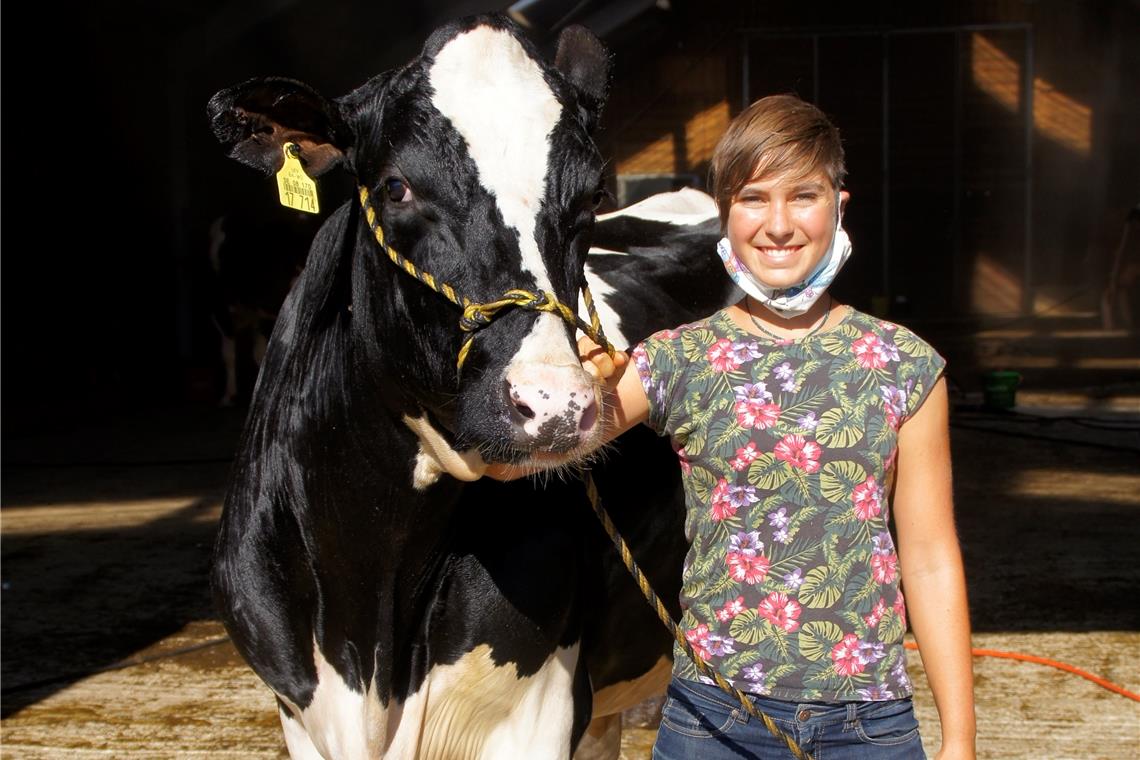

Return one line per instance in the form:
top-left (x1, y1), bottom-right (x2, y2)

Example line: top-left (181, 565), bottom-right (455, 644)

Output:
top-left (278, 701), bottom-right (327, 760)
top-left (572, 712), bottom-right (621, 760)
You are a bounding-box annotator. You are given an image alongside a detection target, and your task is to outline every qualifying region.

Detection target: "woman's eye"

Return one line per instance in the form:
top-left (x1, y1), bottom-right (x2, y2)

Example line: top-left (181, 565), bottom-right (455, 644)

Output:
top-left (385, 178), bottom-right (413, 203)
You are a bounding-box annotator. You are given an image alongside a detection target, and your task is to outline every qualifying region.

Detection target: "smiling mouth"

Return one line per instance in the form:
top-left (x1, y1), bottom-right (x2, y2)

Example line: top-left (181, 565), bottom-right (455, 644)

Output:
top-left (760, 246), bottom-right (803, 261)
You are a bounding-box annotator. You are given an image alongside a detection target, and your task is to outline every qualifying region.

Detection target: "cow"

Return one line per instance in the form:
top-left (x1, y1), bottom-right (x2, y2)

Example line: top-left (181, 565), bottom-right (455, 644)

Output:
top-left (207, 14), bottom-right (736, 759)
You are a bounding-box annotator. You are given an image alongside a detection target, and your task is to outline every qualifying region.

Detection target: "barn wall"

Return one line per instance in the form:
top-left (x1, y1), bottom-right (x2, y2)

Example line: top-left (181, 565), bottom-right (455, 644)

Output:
top-left (595, 0), bottom-right (1139, 322)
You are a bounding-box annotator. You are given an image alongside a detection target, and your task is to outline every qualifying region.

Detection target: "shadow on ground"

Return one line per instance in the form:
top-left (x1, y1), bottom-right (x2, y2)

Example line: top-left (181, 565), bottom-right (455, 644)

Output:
top-left (1, 406), bottom-right (244, 718)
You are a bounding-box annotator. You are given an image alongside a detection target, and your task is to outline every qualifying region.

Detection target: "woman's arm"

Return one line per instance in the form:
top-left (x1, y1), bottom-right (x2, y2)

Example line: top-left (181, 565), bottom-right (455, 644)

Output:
top-left (485, 338), bottom-right (651, 480)
top-left (893, 377), bottom-right (976, 760)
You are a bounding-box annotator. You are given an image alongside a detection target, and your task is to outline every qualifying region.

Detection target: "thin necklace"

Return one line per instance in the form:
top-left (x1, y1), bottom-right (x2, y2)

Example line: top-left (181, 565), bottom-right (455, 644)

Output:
top-left (746, 294), bottom-right (832, 342)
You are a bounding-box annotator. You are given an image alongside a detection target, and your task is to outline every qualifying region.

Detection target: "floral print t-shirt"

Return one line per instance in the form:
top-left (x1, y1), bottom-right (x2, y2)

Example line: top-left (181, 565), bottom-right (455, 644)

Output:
top-left (632, 306), bottom-right (945, 703)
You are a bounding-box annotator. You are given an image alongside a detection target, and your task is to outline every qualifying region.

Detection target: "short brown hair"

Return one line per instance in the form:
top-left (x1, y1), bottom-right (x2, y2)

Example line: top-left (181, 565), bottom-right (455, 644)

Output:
top-left (710, 94), bottom-right (846, 227)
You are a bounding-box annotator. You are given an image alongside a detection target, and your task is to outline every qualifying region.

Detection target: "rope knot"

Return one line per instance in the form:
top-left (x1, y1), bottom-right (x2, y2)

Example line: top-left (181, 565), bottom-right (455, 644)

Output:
top-left (504, 288), bottom-right (554, 311)
top-left (460, 303), bottom-right (494, 332)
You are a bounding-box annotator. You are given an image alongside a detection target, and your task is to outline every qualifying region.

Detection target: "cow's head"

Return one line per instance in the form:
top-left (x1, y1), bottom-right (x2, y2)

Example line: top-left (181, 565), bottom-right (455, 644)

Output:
top-left (208, 15), bottom-right (612, 472)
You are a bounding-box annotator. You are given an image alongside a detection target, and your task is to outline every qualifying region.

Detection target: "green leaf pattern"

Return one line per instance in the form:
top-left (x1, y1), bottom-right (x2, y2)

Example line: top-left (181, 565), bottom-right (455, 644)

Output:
top-left (634, 308), bottom-right (945, 701)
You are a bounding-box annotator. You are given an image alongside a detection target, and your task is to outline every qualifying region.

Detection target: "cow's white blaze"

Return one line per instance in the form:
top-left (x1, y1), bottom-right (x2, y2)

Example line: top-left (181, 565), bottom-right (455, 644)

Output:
top-left (430, 26), bottom-right (561, 292)
top-left (432, 26), bottom-right (594, 451)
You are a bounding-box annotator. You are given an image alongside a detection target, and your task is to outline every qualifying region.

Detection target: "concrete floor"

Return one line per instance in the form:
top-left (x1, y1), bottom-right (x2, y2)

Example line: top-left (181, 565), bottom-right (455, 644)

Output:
top-left (2, 393), bottom-right (1138, 759)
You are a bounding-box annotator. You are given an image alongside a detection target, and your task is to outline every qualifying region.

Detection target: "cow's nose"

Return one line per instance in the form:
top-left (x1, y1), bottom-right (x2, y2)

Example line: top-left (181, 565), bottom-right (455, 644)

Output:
top-left (504, 368), bottom-right (598, 452)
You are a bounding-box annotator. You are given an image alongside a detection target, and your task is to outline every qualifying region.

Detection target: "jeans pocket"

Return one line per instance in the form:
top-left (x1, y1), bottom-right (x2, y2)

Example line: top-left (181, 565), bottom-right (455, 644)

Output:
top-left (659, 684), bottom-right (740, 739)
top-left (853, 699), bottom-right (922, 747)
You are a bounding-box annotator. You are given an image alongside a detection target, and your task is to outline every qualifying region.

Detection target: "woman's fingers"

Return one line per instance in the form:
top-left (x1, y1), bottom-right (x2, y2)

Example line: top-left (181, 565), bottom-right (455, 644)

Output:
top-left (578, 336), bottom-right (628, 383)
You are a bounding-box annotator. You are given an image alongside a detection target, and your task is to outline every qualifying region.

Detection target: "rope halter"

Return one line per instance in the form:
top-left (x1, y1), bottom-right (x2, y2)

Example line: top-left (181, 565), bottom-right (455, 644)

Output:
top-left (357, 186), bottom-right (615, 371)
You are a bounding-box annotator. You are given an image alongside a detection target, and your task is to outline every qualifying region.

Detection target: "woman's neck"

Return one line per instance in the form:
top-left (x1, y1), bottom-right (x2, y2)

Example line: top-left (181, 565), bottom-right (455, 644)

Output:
top-left (730, 293), bottom-right (841, 341)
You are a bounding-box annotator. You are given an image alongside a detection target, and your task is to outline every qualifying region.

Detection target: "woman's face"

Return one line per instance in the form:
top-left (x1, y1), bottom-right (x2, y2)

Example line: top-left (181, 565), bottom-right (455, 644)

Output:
top-left (726, 168), bottom-right (849, 291)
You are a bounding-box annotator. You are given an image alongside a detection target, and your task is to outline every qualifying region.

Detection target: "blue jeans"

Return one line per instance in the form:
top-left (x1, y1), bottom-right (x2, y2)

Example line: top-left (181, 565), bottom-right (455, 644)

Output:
top-left (653, 677), bottom-right (926, 759)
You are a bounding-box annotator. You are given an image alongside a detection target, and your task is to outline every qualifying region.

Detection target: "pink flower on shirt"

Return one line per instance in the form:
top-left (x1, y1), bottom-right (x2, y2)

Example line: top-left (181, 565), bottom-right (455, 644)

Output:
top-left (710, 479), bottom-right (737, 521)
top-left (852, 333), bottom-right (888, 369)
top-left (831, 634), bottom-right (867, 676)
top-left (736, 400), bottom-right (782, 429)
top-left (852, 475), bottom-right (883, 521)
top-left (758, 592), bottom-right (802, 632)
top-left (871, 552), bottom-right (899, 584)
top-left (715, 595), bottom-right (747, 622)
top-left (685, 624), bottom-right (713, 661)
top-left (864, 598), bottom-right (889, 628)
top-left (727, 552), bottom-right (770, 585)
top-left (729, 442), bottom-right (761, 471)
top-left (773, 434), bottom-right (822, 473)
top-left (707, 338), bottom-right (741, 372)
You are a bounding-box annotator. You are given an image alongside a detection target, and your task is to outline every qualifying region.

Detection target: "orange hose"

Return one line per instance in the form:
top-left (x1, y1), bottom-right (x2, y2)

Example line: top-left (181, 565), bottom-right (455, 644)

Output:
top-left (903, 641), bottom-right (1140, 702)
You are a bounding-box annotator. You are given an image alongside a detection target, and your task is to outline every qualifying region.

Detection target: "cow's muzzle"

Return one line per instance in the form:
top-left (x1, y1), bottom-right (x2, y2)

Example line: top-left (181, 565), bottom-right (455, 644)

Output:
top-left (503, 363), bottom-right (599, 453)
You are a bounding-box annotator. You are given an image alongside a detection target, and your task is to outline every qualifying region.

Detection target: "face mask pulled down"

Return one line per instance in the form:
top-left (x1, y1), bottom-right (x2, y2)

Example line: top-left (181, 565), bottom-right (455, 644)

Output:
top-left (716, 206), bottom-right (853, 318)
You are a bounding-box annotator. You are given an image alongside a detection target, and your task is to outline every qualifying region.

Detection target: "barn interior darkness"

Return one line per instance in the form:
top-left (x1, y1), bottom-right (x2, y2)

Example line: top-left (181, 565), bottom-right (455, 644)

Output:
top-left (2, 0), bottom-right (1137, 424)
top-left (1, 1), bottom-right (1138, 750)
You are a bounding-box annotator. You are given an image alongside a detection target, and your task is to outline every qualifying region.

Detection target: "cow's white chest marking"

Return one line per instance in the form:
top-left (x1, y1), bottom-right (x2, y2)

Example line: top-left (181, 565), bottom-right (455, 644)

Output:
top-left (430, 26), bottom-right (561, 291)
top-left (280, 641), bottom-right (578, 760)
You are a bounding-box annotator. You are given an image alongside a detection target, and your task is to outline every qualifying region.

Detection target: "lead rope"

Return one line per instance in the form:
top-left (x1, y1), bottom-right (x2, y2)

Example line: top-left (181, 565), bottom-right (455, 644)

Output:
top-left (359, 186), bottom-right (813, 760)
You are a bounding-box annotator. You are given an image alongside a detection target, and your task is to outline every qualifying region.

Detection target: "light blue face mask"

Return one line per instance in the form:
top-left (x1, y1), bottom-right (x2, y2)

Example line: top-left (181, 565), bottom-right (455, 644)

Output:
top-left (716, 195), bottom-right (852, 318)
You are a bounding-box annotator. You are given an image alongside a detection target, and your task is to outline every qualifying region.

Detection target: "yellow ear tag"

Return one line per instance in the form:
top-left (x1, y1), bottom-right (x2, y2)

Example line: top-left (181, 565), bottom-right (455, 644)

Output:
top-left (276, 143), bottom-right (320, 214)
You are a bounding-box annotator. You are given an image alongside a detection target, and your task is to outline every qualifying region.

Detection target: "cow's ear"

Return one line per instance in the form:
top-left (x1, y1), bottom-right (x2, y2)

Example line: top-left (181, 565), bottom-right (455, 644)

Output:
top-left (554, 25), bottom-right (611, 130)
top-left (207, 77), bottom-right (351, 178)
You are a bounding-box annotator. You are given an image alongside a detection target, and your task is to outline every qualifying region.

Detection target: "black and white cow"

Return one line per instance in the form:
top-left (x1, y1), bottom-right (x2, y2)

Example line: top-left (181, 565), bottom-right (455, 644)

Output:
top-left (208, 14), bottom-right (736, 759)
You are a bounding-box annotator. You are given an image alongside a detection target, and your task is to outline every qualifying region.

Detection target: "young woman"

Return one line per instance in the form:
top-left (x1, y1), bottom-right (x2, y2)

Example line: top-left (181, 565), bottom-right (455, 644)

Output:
top-left (499, 94), bottom-right (976, 759)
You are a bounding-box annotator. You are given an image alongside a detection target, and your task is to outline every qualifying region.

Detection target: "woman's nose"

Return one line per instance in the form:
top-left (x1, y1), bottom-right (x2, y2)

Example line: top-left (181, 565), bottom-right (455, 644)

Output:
top-left (766, 200), bottom-right (793, 238)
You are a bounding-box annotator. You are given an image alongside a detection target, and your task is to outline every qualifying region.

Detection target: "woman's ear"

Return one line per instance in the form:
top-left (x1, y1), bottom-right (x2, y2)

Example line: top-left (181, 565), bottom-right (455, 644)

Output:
top-left (838, 190), bottom-right (851, 219)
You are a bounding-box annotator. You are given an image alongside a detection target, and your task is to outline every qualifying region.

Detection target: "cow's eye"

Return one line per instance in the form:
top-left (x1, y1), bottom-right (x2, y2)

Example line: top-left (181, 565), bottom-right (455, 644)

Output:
top-left (385, 177), bottom-right (413, 203)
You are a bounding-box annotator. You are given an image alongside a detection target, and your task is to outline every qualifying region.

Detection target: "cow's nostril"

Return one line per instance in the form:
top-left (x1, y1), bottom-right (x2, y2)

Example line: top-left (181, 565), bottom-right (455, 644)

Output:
top-left (505, 380), bottom-right (538, 420)
top-left (579, 400), bottom-right (597, 431)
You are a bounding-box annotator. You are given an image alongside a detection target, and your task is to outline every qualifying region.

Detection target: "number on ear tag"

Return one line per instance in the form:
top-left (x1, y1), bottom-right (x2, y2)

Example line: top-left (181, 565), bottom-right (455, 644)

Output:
top-left (276, 143), bottom-right (320, 214)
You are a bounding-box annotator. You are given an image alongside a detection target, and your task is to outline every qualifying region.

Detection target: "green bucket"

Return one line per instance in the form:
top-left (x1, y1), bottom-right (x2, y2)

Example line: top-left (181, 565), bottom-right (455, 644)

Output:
top-left (983, 370), bottom-right (1021, 410)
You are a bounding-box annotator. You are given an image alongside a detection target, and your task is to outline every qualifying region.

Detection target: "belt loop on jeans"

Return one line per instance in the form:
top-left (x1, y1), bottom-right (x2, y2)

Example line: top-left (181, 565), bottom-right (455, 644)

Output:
top-left (844, 702), bottom-right (858, 728)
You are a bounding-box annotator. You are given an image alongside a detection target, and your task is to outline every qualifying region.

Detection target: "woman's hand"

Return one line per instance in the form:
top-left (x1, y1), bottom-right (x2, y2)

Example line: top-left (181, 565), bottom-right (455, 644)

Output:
top-left (577, 335), bottom-right (628, 388)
